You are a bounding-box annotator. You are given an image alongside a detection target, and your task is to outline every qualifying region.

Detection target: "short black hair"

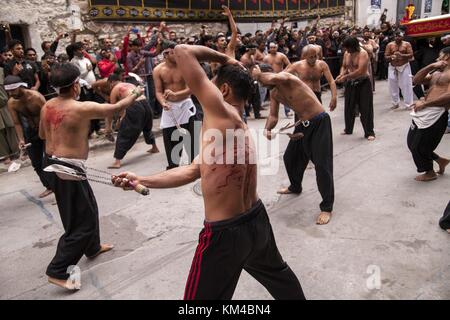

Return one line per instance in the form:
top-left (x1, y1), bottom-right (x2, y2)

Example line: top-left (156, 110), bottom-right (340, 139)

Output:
top-left (258, 63), bottom-right (273, 73)
top-left (25, 48), bottom-right (36, 54)
top-left (50, 63), bottom-right (80, 94)
top-left (8, 39), bottom-right (22, 51)
top-left (108, 73), bottom-right (121, 83)
top-left (215, 64), bottom-right (252, 102)
top-left (41, 41), bottom-right (50, 51)
top-left (441, 47), bottom-right (450, 55)
top-left (130, 39), bottom-right (141, 47)
top-left (72, 42), bottom-right (83, 51)
top-left (342, 37), bottom-right (360, 52)
top-left (42, 52), bottom-right (56, 60)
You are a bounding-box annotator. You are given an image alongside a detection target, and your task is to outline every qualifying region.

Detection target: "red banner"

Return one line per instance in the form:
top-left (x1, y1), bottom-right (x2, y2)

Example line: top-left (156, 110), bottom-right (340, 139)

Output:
top-left (404, 15), bottom-right (450, 37)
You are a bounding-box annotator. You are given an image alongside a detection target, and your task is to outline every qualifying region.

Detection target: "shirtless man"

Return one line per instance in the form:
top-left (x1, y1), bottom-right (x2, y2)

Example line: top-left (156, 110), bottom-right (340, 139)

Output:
top-left (360, 29), bottom-right (379, 91)
top-left (302, 34), bottom-right (323, 60)
top-left (285, 45), bottom-right (337, 111)
top-left (253, 64), bottom-right (334, 225)
top-left (263, 42), bottom-right (291, 73)
top-left (385, 31), bottom-right (414, 109)
top-left (153, 41), bottom-right (196, 170)
top-left (92, 77), bottom-right (115, 142)
top-left (336, 37), bottom-right (375, 141)
top-left (39, 63), bottom-right (144, 290)
top-left (112, 45), bottom-right (305, 300)
top-left (5, 75), bottom-right (52, 198)
top-left (240, 43), bottom-right (258, 68)
top-left (108, 74), bottom-right (159, 169)
top-left (408, 47), bottom-right (450, 182)
top-left (211, 6), bottom-right (238, 75)
top-left (264, 43), bottom-right (292, 118)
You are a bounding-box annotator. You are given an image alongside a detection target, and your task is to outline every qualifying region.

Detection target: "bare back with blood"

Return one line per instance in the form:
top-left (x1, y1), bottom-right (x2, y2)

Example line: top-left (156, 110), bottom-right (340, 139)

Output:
top-left (40, 98), bottom-right (91, 159)
top-left (199, 104), bottom-right (258, 221)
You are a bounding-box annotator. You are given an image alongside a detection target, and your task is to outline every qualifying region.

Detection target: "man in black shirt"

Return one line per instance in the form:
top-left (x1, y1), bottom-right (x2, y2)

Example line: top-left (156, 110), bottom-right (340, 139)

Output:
top-left (4, 40), bottom-right (40, 91)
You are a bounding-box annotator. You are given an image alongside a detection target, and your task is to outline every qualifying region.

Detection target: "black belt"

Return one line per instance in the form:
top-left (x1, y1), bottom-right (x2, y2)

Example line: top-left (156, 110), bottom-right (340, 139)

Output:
top-left (300, 112), bottom-right (327, 128)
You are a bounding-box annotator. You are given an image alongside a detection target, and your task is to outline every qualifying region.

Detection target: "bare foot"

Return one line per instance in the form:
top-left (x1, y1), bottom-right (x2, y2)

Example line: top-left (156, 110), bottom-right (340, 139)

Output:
top-left (277, 187), bottom-right (300, 195)
top-left (415, 171), bottom-right (437, 182)
top-left (447, 229), bottom-right (450, 234)
top-left (316, 211), bottom-right (332, 225)
top-left (39, 189), bottom-right (53, 198)
top-left (367, 136), bottom-right (376, 141)
top-left (147, 145), bottom-right (160, 154)
top-left (436, 157), bottom-right (450, 174)
top-left (48, 277), bottom-right (80, 291)
top-left (108, 160), bottom-right (121, 169)
top-left (341, 131), bottom-right (351, 135)
top-left (87, 244), bottom-right (114, 259)
top-left (3, 158), bottom-right (11, 165)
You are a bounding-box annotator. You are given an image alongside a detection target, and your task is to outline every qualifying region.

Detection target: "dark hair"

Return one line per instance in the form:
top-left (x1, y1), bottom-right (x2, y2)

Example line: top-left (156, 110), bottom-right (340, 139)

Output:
top-left (258, 63), bottom-right (273, 73)
top-left (41, 41), bottom-right (51, 51)
top-left (50, 63), bottom-right (80, 94)
top-left (4, 75), bottom-right (23, 86)
top-left (342, 37), bottom-right (360, 52)
top-left (72, 42), bottom-right (83, 52)
top-left (108, 73), bottom-right (121, 83)
top-left (42, 52), bottom-right (56, 60)
top-left (65, 44), bottom-right (74, 60)
top-left (203, 35), bottom-right (213, 42)
top-left (441, 47), bottom-right (450, 55)
top-left (114, 67), bottom-right (124, 75)
top-left (25, 48), bottom-right (37, 54)
top-left (8, 39), bottom-right (22, 50)
top-left (215, 64), bottom-right (252, 101)
top-left (215, 35), bottom-right (226, 42)
top-left (130, 39), bottom-right (141, 47)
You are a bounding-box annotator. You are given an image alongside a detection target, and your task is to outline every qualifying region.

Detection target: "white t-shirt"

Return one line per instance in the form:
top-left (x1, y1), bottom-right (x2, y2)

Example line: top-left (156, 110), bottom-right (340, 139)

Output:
top-left (410, 106), bottom-right (446, 129)
top-left (71, 56), bottom-right (96, 86)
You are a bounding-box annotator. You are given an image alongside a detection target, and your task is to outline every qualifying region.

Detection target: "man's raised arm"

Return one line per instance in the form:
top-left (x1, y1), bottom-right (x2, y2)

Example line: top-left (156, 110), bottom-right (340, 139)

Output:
top-left (223, 6), bottom-right (238, 58)
top-left (81, 86), bottom-right (144, 120)
top-left (173, 44), bottom-right (240, 117)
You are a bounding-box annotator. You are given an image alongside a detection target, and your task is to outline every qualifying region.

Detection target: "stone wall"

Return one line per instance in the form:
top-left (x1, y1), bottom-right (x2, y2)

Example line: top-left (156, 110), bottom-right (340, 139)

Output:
top-left (1, 0), bottom-right (346, 57)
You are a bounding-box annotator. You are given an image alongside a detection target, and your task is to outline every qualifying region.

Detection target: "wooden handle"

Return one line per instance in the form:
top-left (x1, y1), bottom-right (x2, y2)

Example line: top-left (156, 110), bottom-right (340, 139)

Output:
top-left (129, 181), bottom-right (150, 196)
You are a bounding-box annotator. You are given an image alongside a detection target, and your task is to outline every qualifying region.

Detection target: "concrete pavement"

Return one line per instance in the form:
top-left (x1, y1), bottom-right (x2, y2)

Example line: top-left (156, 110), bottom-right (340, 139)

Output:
top-left (0, 80), bottom-right (449, 300)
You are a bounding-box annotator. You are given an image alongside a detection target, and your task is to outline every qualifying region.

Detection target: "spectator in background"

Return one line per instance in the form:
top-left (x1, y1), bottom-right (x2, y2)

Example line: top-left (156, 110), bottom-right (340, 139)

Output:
top-left (4, 40), bottom-right (40, 91)
top-left (41, 33), bottom-right (66, 55)
top-left (98, 48), bottom-right (118, 79)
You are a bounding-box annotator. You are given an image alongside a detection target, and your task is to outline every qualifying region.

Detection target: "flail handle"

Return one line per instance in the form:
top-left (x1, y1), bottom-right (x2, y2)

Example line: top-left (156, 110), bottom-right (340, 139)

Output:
top-left (129, 181), bottom-right (150, 196)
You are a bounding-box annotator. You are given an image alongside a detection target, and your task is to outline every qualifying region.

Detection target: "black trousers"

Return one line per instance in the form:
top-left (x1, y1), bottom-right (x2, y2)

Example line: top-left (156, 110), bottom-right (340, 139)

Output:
top-left (344, 78), bottom-right (375, 138)
top-left (283, 112), bottom-right (334, 212)
top-left (24, 126), bottom-right (52, 190)
top-left (407, 111), bottom-right (448, 173)
top-left (245, 83), bottom-right (262, 118)
top-left (162, 116), bottom-right (196, 170)
top-left (114, 100), bottom-right (155, 160)
top-left (184, 199), bottom-right (305, 300)
top-left (45, 157), bottom-right (101, 280)
top-left (439, 200), bottom-right (450, 230)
